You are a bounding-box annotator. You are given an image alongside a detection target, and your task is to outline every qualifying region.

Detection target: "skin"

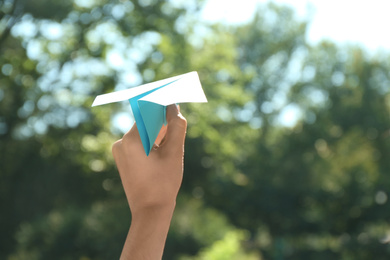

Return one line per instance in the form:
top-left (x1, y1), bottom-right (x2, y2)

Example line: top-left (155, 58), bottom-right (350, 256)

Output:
top-left (112, 104), bottom-right (187, 260)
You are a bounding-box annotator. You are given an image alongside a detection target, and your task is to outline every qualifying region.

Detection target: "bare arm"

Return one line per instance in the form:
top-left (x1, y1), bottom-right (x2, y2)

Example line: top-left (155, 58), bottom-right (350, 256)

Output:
top-left (112, 104), bottom-right (187, 260)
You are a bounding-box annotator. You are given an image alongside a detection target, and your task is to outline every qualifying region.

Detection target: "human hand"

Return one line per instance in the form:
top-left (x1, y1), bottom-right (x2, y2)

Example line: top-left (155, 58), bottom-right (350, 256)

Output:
top-left (112, 104), bottom-right (187, 260)
top-left (112, 104), bottom-right (187, 213)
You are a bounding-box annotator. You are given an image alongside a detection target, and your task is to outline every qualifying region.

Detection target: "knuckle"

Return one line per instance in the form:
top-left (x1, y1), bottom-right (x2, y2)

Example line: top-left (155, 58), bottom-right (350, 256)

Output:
top-left (178, 115), bottom-right (187, 129)
top-left (122, 131), bottom-right (131, 141)
top-left (121, 134), bottom-right (133, 146)
top-left (111, 140), bottom-right (122, 156)
top-left (170, 114), bottom-right (187, 128)
top-left (122, 128), bottom-right (137, 143)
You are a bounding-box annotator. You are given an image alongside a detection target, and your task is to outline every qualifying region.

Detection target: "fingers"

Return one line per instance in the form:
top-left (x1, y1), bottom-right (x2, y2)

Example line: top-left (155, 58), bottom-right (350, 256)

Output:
top-left (161, 104), bottom-right (187, 154)
top-left (122, 122), bottom-right (144, 150)
top-left (155, 124), bottom-right (167, 146)
top-left (117, 105), bottom-right (186, 157)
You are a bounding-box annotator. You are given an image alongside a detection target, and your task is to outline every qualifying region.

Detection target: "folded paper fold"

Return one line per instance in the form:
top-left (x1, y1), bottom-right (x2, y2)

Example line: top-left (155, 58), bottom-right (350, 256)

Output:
top-left (92, 71), bottom-right (207, 155)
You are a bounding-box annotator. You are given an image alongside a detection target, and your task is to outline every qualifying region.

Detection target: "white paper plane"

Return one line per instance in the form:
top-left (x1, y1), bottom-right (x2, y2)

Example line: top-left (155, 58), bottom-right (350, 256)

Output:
top-left (92, 71), bottom-right (207, 155)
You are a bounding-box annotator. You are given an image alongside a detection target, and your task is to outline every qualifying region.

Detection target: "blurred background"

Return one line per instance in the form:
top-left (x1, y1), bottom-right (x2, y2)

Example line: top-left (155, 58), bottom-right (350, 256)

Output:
top-left (1, 0), bottom-right (390, 259)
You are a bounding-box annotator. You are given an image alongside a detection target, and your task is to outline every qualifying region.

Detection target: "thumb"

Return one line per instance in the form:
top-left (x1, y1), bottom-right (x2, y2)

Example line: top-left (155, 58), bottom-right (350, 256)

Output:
top-left (162, 104), bottom-right (187, 154)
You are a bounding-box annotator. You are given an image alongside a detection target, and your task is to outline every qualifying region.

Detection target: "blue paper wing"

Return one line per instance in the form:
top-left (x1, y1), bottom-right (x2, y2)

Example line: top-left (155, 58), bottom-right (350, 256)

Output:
top-left (138, 101), bottom-right (165, 155)
top-left (128, 79), bottom-right (177, 155)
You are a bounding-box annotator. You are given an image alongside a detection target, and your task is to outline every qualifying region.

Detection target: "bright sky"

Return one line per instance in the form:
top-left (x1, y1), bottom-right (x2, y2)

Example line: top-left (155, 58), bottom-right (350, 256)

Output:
top-left (201, 0), bottom-right (390, 52)
top-left (201, 0), bottom-right (390, 128)
top-left (116, 0), bottom-right (390, 131)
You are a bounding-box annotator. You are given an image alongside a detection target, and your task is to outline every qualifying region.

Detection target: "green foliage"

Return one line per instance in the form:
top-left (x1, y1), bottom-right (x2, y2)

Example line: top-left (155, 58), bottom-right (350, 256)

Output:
top-left (1, 0), bottom-right (390, 259)
top-left (180, 230), bottom-right (261, 260)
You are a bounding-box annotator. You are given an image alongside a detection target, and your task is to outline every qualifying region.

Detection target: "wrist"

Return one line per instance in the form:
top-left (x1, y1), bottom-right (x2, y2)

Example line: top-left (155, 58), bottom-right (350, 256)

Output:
top-left (122, 202), bottom-right (176, 260)
top-left (131, 201), bottom-right (176, 221)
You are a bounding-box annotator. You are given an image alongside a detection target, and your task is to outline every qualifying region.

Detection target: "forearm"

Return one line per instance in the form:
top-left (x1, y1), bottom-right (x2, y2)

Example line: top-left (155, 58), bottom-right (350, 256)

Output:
top-left (120, 204), bottom-right (176, 260)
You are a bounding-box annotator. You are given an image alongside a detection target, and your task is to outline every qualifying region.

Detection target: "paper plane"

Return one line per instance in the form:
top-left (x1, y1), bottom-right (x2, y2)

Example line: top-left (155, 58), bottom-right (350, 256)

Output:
top-left (92, 71), bottom-right (207, 155)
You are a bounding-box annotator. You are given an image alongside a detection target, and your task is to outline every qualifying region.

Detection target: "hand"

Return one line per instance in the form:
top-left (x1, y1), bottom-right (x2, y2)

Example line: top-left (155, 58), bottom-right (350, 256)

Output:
top-left (112, 104), bottom-right (187, 260)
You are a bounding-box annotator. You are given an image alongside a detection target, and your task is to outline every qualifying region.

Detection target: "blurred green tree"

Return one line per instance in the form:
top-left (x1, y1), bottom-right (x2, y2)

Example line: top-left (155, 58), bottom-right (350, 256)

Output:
top-left (189, 6), bottom-right (390, 259)
top-left (0, 0), bottom-right (204, 258)
top-left (1, 0), bottom-right (390, 260)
